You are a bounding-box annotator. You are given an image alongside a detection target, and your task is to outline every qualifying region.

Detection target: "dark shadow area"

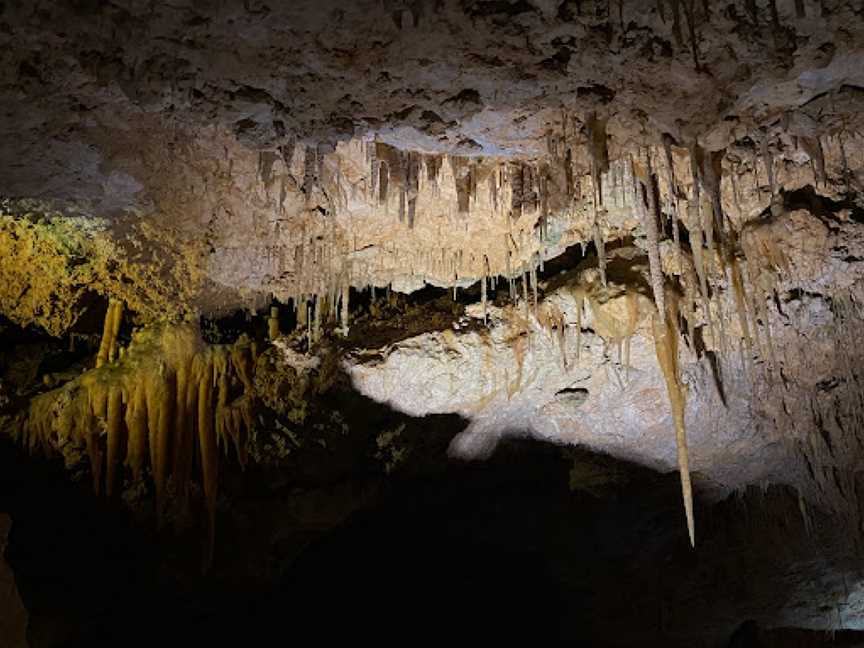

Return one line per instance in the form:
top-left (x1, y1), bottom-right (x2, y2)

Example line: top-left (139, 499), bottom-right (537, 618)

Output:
top-left (6, 406), bottom-right (864, 647)
top-left (783, 185), bottom-right (864, 226)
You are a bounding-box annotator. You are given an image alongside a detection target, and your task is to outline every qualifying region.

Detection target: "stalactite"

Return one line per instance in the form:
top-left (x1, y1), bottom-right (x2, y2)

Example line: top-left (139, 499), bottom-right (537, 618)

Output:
top-left (268, 305), bottom-right (280, 340)
top-left (715, 281), bottom-right (729, 359)
top-left (195, 354), bottom-right (217, 569)
top-left (728, 252), bottom-right (752, 354)
top-left (741, 260), bottom-right (766, 362)
top-left (156, 370), bottom-right (176, 522)
top-left (701, 147), bottom-right (726, 239)
top-left (173, 361), bottom-right (192, 504)
top-left (681, 259), bottom-right (699, 351)
top-left (730, 161), bottom-right (742, 218)
top-left (838, 130), bottom-right (850, 191)
top-left (761, 136), bottom-right (775, 197)
top-left (688, 201), bottom-right (715, 347)
top-left (587, 114), bottom-right (609, 287)
top-left (451, 157), bottom-right (473, 213)
top-left (125, 380), bottom-right (148, 480)
top-left (652, 299), bottom-right (695, 547)
top-left (530, 256), bottom-right (538, 315)
top-left (662, 135), bottom-right (682, 262)
top-left (575, 292), bottom-right (584, 362)
top-left (755, 282), bottom-right (779, 370)
top-left (800, 137), bottom-right (826, 186)
top-left (481, 273), bottom-right (488, 325)
top-left (297, 295), bottom-right (308, 330)
top-left (680, 0), bottom-right (701, 71)
top-left (96, 300), bottom-right (123, 368)
top-left (88, 387), bottom-right (106, 495)
top-left (593, 217), bottom-right (607, 287)
top-left (641, 149), bottom-right (667, 325)
top-left (669, 0), bottom-right (683, 44)
top-left (340, 282), bottom-right (350, 335)
top-left (105, 386), bottom-right (123, 497)
top-left (312, 295), bottom-right (321, 343)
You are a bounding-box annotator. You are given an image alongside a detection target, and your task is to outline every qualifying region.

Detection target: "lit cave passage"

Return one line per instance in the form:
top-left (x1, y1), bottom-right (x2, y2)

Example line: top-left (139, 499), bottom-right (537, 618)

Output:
top-left (2, 0), bottom-right (864, 645)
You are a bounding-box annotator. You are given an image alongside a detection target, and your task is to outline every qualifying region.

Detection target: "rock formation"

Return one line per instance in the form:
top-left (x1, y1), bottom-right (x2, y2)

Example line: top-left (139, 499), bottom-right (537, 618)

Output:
top-left (2, 0), bottom-right (864, 644)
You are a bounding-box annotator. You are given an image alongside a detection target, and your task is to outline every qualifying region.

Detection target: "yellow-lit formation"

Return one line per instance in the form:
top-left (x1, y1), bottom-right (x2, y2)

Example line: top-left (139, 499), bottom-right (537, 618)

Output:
top-left (652, 302), bottom-right (694, 547)
top-left (18, 312), bottom-right (257, 569)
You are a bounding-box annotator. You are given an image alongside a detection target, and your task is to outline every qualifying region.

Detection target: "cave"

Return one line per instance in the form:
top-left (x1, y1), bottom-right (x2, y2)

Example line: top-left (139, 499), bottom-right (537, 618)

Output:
top-left (2, 1), bottom-right (864, 646)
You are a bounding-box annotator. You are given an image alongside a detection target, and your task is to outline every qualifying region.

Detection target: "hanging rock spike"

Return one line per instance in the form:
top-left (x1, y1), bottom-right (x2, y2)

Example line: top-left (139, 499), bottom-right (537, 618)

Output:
top-left (652, 302), bottom-right (695, 547)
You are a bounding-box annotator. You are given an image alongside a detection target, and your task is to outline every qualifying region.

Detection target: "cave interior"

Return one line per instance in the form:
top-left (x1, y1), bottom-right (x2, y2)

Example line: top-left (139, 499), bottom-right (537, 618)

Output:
top-left (3, 1), bottom-right (864, 646)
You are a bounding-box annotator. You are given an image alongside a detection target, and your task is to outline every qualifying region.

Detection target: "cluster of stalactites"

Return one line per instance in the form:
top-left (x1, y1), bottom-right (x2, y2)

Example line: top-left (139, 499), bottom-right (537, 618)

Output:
top-left (282, 276), bottom-right (352, 346)
top-left (569, 134), bottom-right (744, 547)
top-left (366, 141), bottom-right (572, 223)
top-left (334, 139), bottom-right (581, 296)
top-left (20, 314), bottom-right (257, 569)
top-left (596, 124), bottom-right (851, 546)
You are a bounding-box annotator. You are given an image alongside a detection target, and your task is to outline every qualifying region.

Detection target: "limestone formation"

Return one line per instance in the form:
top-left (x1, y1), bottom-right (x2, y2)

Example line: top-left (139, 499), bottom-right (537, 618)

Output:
top-left (1, 1), bottom-right (864, 641)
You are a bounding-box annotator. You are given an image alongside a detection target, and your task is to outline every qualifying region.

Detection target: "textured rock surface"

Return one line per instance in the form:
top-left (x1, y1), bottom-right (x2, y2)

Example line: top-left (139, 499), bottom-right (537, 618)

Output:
top-left (2, 1), bottom-right (864, 319)
top-left (347, 215), bottom-right (864, 509)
